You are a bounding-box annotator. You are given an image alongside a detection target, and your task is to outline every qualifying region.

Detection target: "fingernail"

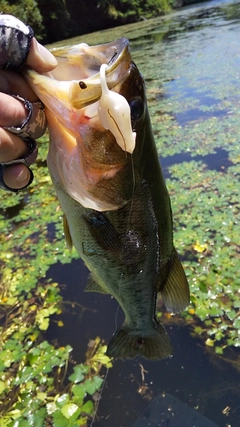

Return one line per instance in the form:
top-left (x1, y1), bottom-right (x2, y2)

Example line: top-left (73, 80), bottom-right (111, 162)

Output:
top-left (16, 167), bottom-right (30, 183)
top-left (37, 41), bottom-right (58, 67)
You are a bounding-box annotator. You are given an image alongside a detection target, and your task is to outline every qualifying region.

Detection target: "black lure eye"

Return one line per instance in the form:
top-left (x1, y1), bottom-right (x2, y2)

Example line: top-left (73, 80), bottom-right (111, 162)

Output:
top-left (129, 97), bottom-right (144, 122)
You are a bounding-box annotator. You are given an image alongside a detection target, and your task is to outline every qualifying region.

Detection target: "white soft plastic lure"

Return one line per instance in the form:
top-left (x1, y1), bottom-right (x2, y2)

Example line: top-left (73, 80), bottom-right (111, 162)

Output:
top-left (98, 64), bottom-right (136, 154)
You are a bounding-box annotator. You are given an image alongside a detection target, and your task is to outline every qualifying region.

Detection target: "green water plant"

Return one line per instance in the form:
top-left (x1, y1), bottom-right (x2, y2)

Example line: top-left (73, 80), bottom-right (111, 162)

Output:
top-left (165, 161), bottom-right (240, 353)
top-left (0, 135), bottom-right (112, 426)
top-left (0, 335), bottom-right (111, 426)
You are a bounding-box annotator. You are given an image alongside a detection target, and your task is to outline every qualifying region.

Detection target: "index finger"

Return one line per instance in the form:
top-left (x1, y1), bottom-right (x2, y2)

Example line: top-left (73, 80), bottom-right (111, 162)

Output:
top-left (26, 38), bottom-right (57, 73)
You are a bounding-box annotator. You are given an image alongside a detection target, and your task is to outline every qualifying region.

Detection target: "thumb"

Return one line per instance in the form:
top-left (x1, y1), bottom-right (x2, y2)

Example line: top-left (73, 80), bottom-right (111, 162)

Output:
top-left (26, 37), bottom-right (58, 73)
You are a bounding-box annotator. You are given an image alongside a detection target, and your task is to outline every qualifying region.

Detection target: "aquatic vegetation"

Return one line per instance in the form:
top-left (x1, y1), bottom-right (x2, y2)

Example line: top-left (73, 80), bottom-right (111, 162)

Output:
top-left (0, 334), bottom-right (111, 426)
top-left (0, 136), bottom-right (112, 425)
top-left (166, 161), bottom-right (240, 351)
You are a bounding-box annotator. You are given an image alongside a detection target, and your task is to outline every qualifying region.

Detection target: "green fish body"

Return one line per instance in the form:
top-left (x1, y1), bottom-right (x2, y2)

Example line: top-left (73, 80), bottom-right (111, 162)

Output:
top-left (24, 38), bottom-right (189, 360)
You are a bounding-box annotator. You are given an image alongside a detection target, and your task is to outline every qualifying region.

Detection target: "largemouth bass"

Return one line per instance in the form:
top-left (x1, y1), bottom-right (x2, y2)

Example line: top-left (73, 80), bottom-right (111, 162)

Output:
top-left (24, 38), bottom-right (190, 360)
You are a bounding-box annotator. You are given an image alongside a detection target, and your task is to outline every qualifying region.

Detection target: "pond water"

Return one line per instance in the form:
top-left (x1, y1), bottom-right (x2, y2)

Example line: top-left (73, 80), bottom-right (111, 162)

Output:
top-left (1, 0), bottom-right (240, 426)
top-left (45, 1), bottom-right (240, 425)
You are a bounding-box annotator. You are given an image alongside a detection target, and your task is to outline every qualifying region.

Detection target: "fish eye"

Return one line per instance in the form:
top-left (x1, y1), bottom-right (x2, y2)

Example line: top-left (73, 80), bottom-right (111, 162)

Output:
top-left (129, 97), bottom-right (144, 122)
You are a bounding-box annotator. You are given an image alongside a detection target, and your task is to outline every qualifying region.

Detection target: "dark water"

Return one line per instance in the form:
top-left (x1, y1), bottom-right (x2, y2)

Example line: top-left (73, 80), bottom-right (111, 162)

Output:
top-left (46, 259), bottom-right (239, 427)
top-left (45, 1), bottom-right (240, 426)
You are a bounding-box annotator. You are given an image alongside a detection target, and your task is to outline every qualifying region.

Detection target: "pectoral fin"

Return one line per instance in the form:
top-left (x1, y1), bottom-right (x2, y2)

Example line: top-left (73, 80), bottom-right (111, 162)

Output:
top-left (161, 250), bottom-right (190, 313)
top-left (83, 211), bottom-right (122, 252)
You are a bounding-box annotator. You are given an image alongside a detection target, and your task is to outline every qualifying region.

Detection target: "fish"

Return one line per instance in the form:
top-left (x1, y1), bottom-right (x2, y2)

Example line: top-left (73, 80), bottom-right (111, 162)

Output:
top-left (24, 38), bottom-right (190, 360)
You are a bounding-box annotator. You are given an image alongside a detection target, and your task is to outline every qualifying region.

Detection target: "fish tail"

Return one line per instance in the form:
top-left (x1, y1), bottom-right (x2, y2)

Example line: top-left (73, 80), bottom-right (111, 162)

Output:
top-left (106, 324), bottom-right (172, 360)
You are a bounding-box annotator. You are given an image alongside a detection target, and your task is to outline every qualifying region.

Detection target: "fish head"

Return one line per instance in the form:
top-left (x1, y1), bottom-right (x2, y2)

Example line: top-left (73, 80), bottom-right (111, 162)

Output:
top-left (24, 38), bottom-right (147, 211)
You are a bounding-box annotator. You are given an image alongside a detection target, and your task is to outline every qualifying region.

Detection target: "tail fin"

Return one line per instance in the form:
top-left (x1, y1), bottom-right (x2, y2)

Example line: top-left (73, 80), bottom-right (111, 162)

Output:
top-left (161, 250), bottom-right (190, 314)
top-left (106, 324), bottom-right (172, 360)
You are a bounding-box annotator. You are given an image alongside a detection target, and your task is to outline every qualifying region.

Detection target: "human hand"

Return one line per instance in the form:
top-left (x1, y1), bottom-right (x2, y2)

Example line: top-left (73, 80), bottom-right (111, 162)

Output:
top-left (0, 15), bottom-right (57, 191)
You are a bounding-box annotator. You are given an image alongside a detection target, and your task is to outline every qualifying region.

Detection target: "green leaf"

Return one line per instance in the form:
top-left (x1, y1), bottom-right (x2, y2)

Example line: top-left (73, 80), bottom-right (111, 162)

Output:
top-left (0, 380), bottom-right (6, 394)
top-left (36, 392), bottom-right (47, 401)
top-left (61, 403), bottom-right (79, 419)
top-left (56, 394), bottom-right (70, 408)
top-left (205, 338), bottom-right (215, 347)
top-left (18, 421), bottom-right (30, 427)
top-left (233, 318), bottom-right (240, 329)
top-left (84, 377), bottom-right (103, 395)
top-left (52, 410), bottom-right (69, 427)
top-left (215, 346), bottom-right (224, 354)
top-left (29, 408), bottom-right (47, 427)
top-left (68, 364), bottom-right (89, 384)
top-left (0, 417), bottom-right (12, 427)
top-left (81, 400), bottom-right (94, 415)
top-left (72, 384), bottom-right (85, 404)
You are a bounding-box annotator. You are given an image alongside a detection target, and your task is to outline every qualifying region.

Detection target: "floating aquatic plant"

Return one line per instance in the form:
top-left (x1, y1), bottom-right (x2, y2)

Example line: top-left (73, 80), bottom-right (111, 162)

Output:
top-left (0, 135), bottom-right (112, 426)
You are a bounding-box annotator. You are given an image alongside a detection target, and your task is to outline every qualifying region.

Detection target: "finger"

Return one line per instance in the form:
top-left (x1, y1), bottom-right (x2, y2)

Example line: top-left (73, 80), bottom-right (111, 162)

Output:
top-left (0, 128), bottom-right (29, 162)
top-left (0, 93), bottom-right (27, 128)
top-left (3, 163), bottom-right (31, 190)
top-left (3, 94), bottom-right (47, 140)
top-left (0, 69), bottom-right (38, 101)
top-left (26, 38), bottom-right (57, 73)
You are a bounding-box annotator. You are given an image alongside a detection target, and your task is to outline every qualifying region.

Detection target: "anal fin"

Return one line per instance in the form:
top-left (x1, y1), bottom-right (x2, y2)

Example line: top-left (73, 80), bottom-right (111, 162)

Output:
top-left (85, 274), bottom-right (109, 294)
top-left (161, 250), bottom-right (190, 314)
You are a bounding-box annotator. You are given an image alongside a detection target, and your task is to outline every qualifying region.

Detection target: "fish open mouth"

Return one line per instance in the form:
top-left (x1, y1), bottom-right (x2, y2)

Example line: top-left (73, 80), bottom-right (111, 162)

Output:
top-left (61, 38), bottom-right (132, 109)
top-left (25, 38), bottom-right (132, 112)
top-left (24, 38), bottom-right (135, 152)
